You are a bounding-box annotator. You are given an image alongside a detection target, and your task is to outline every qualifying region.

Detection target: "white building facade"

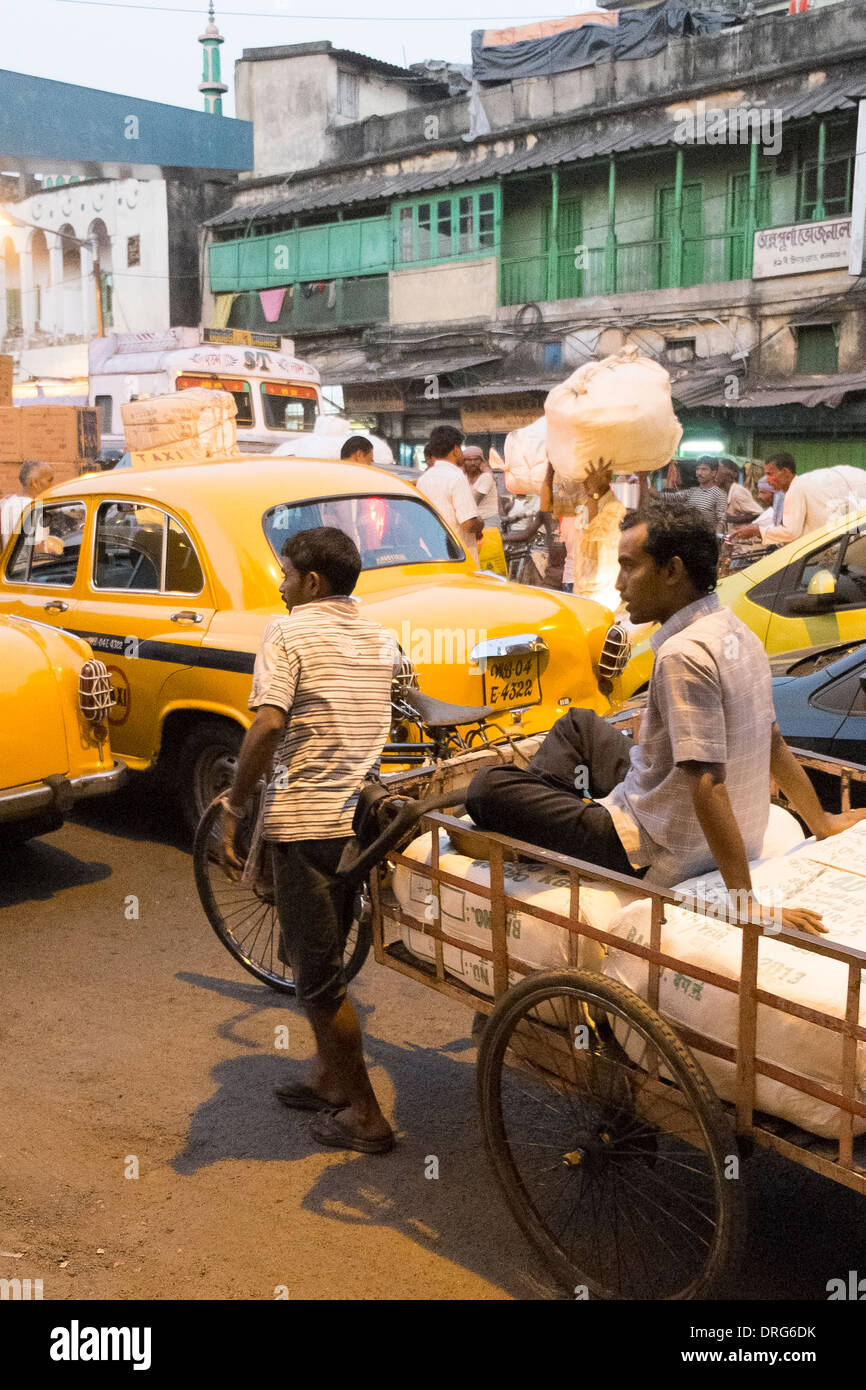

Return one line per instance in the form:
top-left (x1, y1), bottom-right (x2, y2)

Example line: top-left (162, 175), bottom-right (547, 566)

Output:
top-left (0, 177), bottom-right (171, 349)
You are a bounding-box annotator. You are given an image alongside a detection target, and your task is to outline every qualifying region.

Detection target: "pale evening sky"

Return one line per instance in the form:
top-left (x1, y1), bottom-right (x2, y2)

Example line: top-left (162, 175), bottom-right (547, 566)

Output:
top-left (1, 0), bottom-right (593, 117)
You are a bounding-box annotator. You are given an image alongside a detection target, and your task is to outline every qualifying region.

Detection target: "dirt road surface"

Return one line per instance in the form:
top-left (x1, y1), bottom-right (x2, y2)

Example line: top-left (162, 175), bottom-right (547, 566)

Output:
top-left (1, 779), bottom-right (863, 1302)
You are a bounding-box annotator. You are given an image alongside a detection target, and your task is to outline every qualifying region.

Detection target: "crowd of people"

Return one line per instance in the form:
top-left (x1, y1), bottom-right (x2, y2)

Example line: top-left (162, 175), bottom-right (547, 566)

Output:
top-left (408, 431), bottom-right (866, 610)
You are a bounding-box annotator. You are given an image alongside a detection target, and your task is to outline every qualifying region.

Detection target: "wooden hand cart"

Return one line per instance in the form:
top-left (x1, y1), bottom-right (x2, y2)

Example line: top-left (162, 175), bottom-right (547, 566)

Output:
top-left (367, 744), bottom-right (866, 1301)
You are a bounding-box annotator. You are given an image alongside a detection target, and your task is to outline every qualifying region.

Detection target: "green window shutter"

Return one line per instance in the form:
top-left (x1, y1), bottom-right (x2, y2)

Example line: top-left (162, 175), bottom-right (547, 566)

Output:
top-left (795, 324), bottom-right (839, 374)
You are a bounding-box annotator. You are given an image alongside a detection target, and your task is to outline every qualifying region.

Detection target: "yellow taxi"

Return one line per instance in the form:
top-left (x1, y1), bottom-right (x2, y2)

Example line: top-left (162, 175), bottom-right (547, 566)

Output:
top-left (612, 508), bottom-right (866, 703)
top-left (1, 614), bottom-right (124, 842)
top-left (0, 457), bottom-right (615, 829)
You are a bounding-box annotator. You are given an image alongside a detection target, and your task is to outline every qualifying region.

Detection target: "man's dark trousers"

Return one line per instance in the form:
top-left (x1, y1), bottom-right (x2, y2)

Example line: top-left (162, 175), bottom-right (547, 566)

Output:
top-left (465, 708), bottom-right (642, 877)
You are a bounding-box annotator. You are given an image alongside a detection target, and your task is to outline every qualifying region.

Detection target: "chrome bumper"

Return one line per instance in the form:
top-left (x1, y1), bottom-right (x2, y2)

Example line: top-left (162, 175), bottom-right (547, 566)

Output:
top-left (0, 761), bottom-right (127, 824)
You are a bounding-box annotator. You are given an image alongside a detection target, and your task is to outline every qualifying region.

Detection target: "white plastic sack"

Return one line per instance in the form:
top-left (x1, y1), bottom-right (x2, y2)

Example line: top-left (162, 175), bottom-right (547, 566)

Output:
top-left (603, 821), bottom-right (866, 1139)
top-left (392, 824), bottom-right (643, 995)
top-left (503, 417), bottom-right (549, 496)
top-left (545, 347), bottom-right (683, 481)
top-left (392, 807), bottom-right (803, 1000)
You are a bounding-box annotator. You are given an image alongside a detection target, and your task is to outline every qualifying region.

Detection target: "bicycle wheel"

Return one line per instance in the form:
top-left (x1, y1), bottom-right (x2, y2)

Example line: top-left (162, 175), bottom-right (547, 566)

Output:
top-left (193, 799), bottom-right (372, 995)
top-left (477, 969), bottom-right (744, 1300)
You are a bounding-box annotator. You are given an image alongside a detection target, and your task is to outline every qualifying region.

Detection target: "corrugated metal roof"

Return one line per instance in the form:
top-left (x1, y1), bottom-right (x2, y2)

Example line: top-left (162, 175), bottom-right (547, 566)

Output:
top-left (671, 366), bottom-right (866, 410)
top-left (207, 69), bottom-right (866, 230)
top-left (316, 350), bottom-right (501, 386)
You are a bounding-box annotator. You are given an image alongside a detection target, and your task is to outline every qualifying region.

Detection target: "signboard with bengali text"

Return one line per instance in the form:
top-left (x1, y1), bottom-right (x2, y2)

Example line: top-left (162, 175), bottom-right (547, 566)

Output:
top-left (753, 218), bottom-right (852, 279)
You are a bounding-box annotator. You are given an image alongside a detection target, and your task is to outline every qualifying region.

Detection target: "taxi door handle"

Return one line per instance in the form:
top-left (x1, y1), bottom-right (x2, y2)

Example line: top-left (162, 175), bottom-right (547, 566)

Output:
top-left (43, 599), bottom-right (68, 613)
top-left (171, 610), bottom-right (202, 624)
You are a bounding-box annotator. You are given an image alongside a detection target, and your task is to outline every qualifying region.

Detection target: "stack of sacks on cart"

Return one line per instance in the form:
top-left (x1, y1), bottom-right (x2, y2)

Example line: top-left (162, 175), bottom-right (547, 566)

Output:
top-left (392, 808), bottom-right (866, 1140)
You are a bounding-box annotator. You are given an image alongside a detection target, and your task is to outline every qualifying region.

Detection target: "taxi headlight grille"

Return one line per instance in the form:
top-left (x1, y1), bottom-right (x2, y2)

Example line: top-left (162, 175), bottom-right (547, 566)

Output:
top-left (597, 623), bottom-right (630, 695)
top-left (79, 658), bottom-right (116, 722)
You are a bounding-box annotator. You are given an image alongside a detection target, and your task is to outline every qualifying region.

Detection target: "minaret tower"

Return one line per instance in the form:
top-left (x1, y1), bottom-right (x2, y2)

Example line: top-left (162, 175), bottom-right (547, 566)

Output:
top-left (199, 3), bottom-right (228, 114)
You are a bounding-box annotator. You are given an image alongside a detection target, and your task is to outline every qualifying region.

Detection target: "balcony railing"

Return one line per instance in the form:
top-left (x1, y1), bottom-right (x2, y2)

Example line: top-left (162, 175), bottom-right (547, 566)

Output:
top-left (500, 229), bottom-right (755, 305)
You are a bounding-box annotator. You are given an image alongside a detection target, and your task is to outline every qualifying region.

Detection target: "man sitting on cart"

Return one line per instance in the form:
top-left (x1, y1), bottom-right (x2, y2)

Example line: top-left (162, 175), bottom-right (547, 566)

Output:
top-left (467, 501), bottom-right (866, 936)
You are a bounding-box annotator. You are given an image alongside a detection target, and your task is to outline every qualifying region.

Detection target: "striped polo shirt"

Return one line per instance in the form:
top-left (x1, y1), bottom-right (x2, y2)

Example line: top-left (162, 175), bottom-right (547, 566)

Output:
top-left (249, 597), bottom-right (395, 842)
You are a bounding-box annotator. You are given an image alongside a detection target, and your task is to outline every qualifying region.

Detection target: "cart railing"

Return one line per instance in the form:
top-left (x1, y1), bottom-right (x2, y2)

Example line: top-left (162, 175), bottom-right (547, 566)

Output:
top-left (372, 807), bottom-right (866, 1194)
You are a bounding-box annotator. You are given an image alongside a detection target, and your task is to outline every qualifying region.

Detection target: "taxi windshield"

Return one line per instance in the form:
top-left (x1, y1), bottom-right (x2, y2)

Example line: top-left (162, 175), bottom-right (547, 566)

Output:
top-left (263, 495), bottom-right (464, 570)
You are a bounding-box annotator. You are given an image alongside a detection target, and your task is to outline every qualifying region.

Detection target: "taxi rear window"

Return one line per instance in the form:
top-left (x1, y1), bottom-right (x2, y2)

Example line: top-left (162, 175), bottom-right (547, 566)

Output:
top-left (262, 496), bottom-right (463, 570)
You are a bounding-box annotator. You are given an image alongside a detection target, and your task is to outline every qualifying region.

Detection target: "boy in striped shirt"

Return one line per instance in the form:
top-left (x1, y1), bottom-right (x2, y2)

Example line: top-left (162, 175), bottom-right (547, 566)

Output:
top-left (221, 527), bottom-right (396, 1154)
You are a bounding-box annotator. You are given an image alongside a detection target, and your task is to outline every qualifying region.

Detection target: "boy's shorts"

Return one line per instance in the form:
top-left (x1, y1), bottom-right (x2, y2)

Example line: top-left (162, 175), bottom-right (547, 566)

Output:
top-left (269, 836), bottom-right (353, 1008)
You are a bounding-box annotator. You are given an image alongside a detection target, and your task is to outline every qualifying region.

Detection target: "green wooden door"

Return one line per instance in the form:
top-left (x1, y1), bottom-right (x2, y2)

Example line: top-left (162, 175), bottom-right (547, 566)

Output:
top-left (656, 183), bottom-right (703, 288)
top-left (550, 200), bottom-right (583, 300)
top-left (727, 170), bottom-right (771, 280)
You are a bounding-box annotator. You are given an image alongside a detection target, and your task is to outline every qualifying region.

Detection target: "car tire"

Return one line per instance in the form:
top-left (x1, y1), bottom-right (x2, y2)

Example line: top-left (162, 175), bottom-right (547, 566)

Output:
top-left (176, 718), bottom-right (244, 836)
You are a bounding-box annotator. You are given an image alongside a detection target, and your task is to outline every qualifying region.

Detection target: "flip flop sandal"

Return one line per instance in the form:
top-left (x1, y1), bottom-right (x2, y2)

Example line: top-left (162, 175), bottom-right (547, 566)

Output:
top-left (309, 1108), bottom-right (395, 1155)
top-left (274, 1082), bottom-right (343, 1113)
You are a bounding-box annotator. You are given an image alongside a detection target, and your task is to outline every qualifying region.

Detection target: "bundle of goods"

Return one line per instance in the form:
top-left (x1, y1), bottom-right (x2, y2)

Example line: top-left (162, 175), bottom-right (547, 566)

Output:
top-left (502, 348), bottom-right (683, 514)
top-left (121, 388), bottom-right (239, 467)
top-left (545, 346), bottom-right (683, 481)
top-left (390, 808), bottom-right (866, 1138)
top-left (503, 415), bottom-right (547, 497)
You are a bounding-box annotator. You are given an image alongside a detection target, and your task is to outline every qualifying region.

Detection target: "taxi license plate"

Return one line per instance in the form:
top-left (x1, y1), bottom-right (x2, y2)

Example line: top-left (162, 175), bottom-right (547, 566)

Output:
top-left (482, 652), bottom-right (541, 709)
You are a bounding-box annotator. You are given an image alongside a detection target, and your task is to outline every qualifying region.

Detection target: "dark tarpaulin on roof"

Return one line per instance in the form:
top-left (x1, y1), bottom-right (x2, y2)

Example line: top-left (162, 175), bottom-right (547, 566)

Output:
top-left (471, 1), bottom-right (739, 82)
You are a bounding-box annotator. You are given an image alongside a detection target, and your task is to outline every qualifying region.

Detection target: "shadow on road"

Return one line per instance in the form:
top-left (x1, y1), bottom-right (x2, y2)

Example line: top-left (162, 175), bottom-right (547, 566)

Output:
top-left (71, 769), bottom-right (188, 850)
top-left (176, 969), bottom-right (290, 1050)
top-left (0, 838), bottom-right (111, 907)
top-left (170, 982), bottom-right (557, 1298)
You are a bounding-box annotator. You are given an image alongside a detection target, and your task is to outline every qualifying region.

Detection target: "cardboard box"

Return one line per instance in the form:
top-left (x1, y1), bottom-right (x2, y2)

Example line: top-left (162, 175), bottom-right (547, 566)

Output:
top-left (0, 407), bottom-right (23, 464)
top-left (0, 459), bottom-right (82, 499)
top-left (0, 355), bottom-right (12, 408)
top-left (0, 406), bottom-right (99, 466)
top-left (20, 406), bottom-right (99, 463)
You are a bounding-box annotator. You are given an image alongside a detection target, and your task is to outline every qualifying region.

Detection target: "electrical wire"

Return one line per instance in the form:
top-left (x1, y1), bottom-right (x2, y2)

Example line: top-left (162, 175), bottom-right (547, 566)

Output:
top-left (51, 0), bottom-right (569, 19)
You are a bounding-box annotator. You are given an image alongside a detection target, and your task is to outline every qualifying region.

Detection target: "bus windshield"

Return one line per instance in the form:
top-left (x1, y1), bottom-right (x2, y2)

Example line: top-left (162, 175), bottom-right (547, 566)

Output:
top-left (260, 382), bottom-right (318, 431)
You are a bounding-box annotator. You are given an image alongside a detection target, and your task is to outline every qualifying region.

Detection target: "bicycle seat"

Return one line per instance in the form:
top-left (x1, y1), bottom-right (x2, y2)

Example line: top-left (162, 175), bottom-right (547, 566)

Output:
top-left (399, 687), bottom-right (500, 729)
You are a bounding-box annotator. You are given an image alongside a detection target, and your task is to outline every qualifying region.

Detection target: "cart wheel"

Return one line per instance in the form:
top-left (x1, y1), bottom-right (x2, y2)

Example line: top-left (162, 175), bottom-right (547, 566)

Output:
top-left (477, 969), bottom-right (744, 1300)
top-left (193, 799), bottom-right (371, 996)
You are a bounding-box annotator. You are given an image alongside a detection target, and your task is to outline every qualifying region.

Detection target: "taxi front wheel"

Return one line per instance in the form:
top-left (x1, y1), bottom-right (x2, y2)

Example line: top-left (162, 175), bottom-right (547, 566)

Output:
top-left (176, 718), bottom-right (243, 835)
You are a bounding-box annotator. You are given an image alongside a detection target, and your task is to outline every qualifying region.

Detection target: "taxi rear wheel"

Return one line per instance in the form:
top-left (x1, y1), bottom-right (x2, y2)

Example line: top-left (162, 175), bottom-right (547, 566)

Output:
top-left (176, 718), bottom-right (243, 835)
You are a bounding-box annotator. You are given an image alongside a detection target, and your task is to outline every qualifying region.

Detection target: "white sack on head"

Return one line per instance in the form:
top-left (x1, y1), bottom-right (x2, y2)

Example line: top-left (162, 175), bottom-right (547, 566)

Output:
top-left (544, 346), bottom-right (683, 481)
top-left (503, 416), bottom-right (548, 495)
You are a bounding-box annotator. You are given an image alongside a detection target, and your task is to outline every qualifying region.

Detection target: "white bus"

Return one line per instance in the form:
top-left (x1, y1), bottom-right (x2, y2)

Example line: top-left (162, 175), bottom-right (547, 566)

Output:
top-left (88, 327), bottom-right (322, 453)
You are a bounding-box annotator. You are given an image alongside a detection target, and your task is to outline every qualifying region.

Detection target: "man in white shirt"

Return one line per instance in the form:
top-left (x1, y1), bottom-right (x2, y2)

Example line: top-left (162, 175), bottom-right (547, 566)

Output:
top-left (732, 455), bottom-right (866, 547)
top-left (461, 445), bottom-right (501, 530)
top-left (416, 426), bottom-right (483, 564)
top-left (716, 460), bottom-right (762, 524)
top-left (0, 460), bottom-right (55, 547)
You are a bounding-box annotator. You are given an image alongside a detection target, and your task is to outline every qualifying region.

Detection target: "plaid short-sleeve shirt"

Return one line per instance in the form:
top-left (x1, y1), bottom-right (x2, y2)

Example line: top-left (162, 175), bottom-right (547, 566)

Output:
top-left (600, 593), bottom-right (775, 885)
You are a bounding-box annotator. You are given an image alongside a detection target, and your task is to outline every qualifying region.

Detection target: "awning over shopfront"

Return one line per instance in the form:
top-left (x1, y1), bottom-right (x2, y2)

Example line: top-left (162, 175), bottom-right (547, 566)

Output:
top-left (672, 368), bottom-right (866, 411)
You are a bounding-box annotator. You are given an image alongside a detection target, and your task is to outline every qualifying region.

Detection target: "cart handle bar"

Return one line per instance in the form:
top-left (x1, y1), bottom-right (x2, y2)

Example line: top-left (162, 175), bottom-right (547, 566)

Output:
top-left (336, 791), bottom-right (461, 889)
